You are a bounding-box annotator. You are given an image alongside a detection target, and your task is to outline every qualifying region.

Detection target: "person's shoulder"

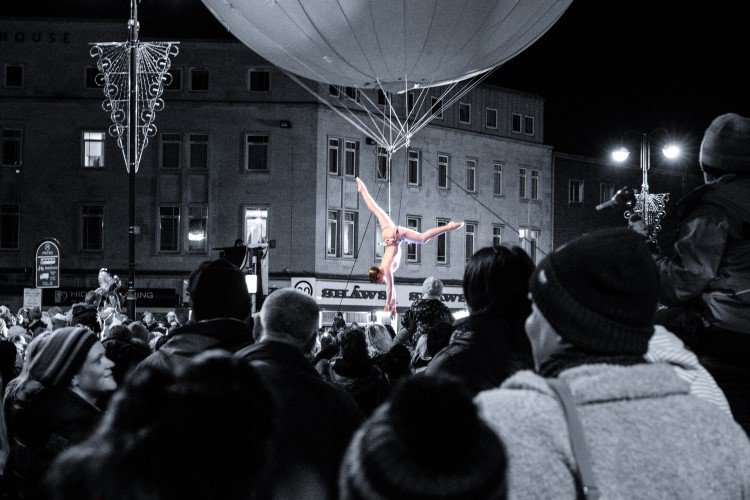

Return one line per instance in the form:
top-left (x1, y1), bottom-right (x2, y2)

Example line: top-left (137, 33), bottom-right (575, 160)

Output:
top-left (476, 370), bottom-right (556, 421)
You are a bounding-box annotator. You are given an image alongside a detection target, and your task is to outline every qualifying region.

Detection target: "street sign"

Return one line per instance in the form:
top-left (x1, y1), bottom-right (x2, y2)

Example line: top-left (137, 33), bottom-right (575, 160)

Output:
top-left (23, 288), bottom-right (42, 308)
top-left (36, 240), bottom-right (60, 288)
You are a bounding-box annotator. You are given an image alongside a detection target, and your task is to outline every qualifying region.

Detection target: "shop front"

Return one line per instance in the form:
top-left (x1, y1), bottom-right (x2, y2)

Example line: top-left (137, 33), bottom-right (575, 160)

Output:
top-left (288, 277), bottom-right (467, 327)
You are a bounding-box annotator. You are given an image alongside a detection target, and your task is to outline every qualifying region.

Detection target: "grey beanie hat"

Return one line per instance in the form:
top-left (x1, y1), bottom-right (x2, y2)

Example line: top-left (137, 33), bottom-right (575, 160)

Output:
top-left (421, 276), bottom-right (444, 299)
top-left (699, 113), bottom-right (750, 174)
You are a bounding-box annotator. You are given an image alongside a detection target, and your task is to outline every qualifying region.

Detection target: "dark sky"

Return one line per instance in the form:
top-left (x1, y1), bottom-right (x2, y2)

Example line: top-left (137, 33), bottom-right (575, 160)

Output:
top-left (4, 0), bottom-right (749, 161)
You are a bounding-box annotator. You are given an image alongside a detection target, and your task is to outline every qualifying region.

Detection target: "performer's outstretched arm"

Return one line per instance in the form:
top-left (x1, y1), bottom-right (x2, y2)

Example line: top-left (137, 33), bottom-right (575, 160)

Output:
top-left (383, 269), bottom-right (396, 316)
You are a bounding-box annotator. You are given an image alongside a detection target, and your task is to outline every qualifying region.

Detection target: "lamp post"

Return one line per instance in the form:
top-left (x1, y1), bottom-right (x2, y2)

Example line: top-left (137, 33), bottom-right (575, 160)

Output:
top-left (611, 129), bottom-right (680, 240)
top-left (90, 1), bottom-right (178, 319)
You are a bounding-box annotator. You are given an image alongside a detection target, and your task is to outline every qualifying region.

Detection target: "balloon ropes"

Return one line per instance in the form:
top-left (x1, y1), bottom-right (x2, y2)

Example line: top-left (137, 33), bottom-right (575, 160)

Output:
top-left (202, 0), bottom-right (573, 221)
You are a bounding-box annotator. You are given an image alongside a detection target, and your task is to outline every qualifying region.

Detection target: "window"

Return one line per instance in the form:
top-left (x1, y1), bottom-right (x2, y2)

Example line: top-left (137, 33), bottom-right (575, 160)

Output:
top-left (244, 207), bottom-right (268, 245)
top-left (437, 154), bottom-right (449, 189)
top-left (343, 86), bottom-right (359, 101)
top-left (465, 222), bottom-right (476, 261)
top-left (326, 210), bottom-right (339, 257)
top-left (85, 67), bottom-right (103, 89)
top-left (165, 67), bottom-right (182, 91)
top-left (1, 129), bottom-right (22, 166)
top-left (0, 203), bottom-right (20, 249)
top-left (190, 69), bottom-right (209, 91)
top-left (82, 132), bottom-right (105, 168)
top-left (189, 134), bottom-right (209, 170)
top-left (245, 135), bottom-right (269, 171)
top-left (519, 228), bottom-right (540, 263)
top-left (248, 69), bottom-right (270, 92)
top-left (492, 225), bottom-right (503, 247)
top-left (5, 65), bottom-right (22, 88)
top-left (519, 168), bottom-right (527, 198)
top-left (328, 138), bottom-right (340, 175)
top-left (525, 115), bottom-right (535, 135)
top-left (376, 147), bottom-right (390, 180)
top-left (187, 206), bottom-right (208, 252)
top-left (431, 97), bottom-right (443, 119)
top-left (493, 162), bottom-right (503, 196)
top-left (406, 216), bottom-right (421, 263)
top-left (407, 92), bottom-right (416, 114)
top-left (436, 218), bottom-right (449, 264)
top-left (161, 133), bottom-right (182, 170)
top-left (486, 108), bottom-right (497, 129)
top-left (159, 206), bottom-right (180, 252)
top-left (512, 113), bottom-right (522, 133)
top-left (466, 159), bottom-right (476, 192)
top-left (600, 183), bottom-right (616, 205)
top-left (81, 204), bottom-right (104, 251)
top-left (344, 140), bottom-right (358, 176)
top-left (459, 102), bottom-right (471, 124)
top-left (329, 85), bottom-right (341, 97)
top-left (343, 211), bottom-right (357, 257)
top-left (377, 89), bottom-right (387, 106)
top-left (569, 179), bottom-right (584, 203)
top-left (407, 149), bottom-right (421, 186)
top-left (531, 170), bottom-right (539, 200)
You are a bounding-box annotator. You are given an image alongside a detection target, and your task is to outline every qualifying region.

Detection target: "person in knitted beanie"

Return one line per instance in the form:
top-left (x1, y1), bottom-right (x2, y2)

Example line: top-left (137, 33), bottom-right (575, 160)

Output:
top-left (475, 227), bottom-right (750, 499)
top-left (4, 327), bottom-right (116, 498)
top-left (637, 112), bottom-right (750, 436)
top-left (340, 374), bottom-right (507, 500)
top-left (528, 228), bottom-right (659, 365)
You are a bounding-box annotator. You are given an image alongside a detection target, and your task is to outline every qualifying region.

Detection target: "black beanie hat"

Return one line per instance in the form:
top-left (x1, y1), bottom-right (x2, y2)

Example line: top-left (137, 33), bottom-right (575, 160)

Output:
top-left (529, 228), bottom-right (659, 355)
top-left (339, 375), bottom-right (507, 499)
top-left (188, 259), bottom-right (252, 321)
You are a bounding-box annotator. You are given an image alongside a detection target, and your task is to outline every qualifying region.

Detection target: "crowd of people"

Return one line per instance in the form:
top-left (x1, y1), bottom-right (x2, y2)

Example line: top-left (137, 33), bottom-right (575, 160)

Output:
top-left (0, 112), bottom-right (748, 499)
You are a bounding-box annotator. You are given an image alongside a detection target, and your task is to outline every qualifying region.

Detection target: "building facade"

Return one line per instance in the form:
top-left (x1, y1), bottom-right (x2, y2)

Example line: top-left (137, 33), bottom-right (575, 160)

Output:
top-left (1, 19), bottom-right (554, 320)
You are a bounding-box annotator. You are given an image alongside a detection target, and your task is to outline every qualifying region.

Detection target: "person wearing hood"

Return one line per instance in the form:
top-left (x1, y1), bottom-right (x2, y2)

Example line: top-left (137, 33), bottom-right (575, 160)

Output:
top-left (317, 326), bottom-right (391, 416)
top-left (632, 113), bottom-right (750, 435)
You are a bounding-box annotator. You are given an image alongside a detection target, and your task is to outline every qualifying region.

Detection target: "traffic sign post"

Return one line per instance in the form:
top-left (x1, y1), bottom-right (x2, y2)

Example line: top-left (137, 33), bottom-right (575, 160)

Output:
top-left (36, 240), bottom-right (61, 289)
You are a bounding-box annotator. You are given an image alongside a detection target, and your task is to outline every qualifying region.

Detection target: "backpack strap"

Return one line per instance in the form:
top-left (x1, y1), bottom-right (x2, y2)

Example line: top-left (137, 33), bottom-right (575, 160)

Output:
top-left (547, 378), bottom-right (601, 500)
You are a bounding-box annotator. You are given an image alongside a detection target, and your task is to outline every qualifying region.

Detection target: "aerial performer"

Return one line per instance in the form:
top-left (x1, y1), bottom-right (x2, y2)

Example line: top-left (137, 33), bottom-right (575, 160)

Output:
top-left (356, 177), bottom-right (463, 317)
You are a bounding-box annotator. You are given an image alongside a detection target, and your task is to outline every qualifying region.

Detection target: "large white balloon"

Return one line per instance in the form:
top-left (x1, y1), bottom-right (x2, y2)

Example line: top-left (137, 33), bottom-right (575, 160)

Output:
top-left (202, 0), bottom-right (573, 91)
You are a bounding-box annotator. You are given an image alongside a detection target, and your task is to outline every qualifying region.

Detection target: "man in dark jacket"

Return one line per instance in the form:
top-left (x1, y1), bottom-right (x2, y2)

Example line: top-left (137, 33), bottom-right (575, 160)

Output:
top-left (236, 289), bottom-right (363, 497)
top-left (635, 113), bottom-right (750, 435)
top-left (137, 259), bottom-right (253, 373)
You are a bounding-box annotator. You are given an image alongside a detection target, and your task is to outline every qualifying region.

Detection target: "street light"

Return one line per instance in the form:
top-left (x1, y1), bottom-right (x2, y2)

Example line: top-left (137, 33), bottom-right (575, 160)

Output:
top-left (610, 129), bottom-right (681, 239)
top-left (91, 1), bottom-right (178, 318)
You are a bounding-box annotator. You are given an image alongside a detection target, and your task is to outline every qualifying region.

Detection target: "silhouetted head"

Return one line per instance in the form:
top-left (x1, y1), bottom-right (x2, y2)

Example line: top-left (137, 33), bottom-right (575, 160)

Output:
top-left (463, 245), bottom-right (535, 322)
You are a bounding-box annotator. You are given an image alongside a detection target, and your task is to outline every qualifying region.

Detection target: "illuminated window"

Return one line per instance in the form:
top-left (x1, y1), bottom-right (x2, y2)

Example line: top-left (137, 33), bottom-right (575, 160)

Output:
top-left (83, 132), bottom-right (105, 168)
top-left (187, 206), bottom-right (208, 252)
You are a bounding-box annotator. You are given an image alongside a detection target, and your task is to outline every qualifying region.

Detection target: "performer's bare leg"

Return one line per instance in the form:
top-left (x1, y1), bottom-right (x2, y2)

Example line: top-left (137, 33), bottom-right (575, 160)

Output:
top-left (356, 177), bottom-right (395, 229)
top-left (400, 221), bottom-right (464, 244)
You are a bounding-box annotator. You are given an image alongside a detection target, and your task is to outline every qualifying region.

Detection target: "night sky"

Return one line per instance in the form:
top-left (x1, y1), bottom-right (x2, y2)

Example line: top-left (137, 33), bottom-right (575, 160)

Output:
top-left (4, 0), bottom-right (749, 163)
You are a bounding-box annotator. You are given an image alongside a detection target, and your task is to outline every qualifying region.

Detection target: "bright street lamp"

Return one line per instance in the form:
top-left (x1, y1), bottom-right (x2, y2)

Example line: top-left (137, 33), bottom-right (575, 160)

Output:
top-left (610, 129), bottom-right (681, 239)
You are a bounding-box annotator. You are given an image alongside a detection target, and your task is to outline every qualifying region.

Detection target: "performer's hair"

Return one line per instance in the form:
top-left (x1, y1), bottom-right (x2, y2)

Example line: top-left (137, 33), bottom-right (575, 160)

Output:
top-left (368, 267), bottom-right (381, 283)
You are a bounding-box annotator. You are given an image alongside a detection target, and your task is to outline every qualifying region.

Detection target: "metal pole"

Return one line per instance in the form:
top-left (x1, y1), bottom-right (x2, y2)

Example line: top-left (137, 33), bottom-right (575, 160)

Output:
top-left (640, 132), bottom-right (650, 229)
top-left (126, 0), bottom-right (138, 319)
